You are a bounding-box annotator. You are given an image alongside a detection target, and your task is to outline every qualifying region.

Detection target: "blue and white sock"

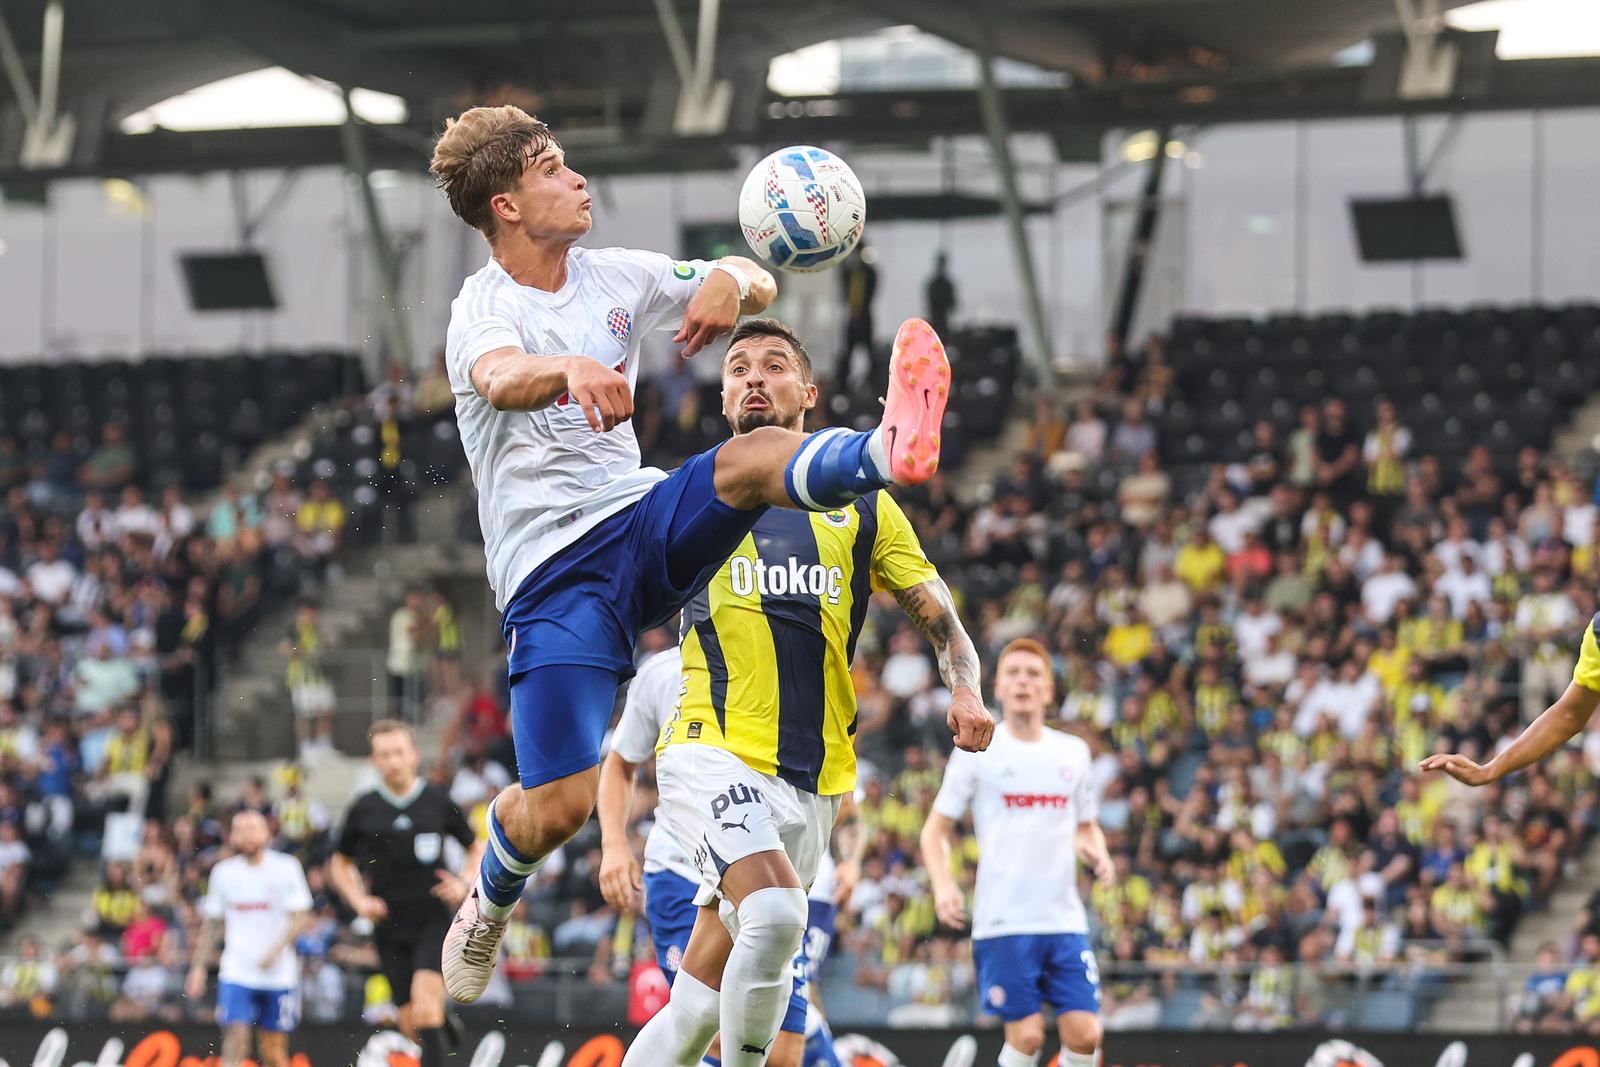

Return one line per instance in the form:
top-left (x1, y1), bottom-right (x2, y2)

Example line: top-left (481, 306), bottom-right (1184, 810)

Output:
top-left (1061, 1051), bottom-right (1097, 1067)
top-left (783, 427), bottom-right (892, 511)
top-left (997, 1044), bottom-right (1040, 1067)
top-left (478, 799), bottom-right (544, 922)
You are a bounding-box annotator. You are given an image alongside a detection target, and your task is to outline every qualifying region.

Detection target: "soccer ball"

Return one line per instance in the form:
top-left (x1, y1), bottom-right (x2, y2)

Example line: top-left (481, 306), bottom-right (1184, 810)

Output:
top-left (738, 146), bottom-right (866, 273)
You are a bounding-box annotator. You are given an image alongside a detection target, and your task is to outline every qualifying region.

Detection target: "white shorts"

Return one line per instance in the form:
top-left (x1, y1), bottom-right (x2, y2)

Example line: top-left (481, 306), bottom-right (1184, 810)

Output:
top-left (655, 743), bottom-right (842, 907)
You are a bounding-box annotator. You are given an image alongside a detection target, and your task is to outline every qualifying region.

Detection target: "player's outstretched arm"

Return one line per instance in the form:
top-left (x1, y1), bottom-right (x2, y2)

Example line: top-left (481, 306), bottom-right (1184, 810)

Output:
top-left (597, 751), bottom-right (644, 911)
top-left (1421, 680), bottom-right (1600, 786)
top-left (919, 810), bottom-right (967, 929)
top-left (674, 257), bottom-right (777, 357)
top-left (470, 347), bottom-right (633, 431)
top-left (891, 578), bottom-right (995, 752)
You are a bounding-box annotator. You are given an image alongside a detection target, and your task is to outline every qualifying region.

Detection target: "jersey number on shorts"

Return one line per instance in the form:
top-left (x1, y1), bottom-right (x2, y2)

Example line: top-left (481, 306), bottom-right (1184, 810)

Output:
top-left (1080, 950), bottom-right (1100, 988)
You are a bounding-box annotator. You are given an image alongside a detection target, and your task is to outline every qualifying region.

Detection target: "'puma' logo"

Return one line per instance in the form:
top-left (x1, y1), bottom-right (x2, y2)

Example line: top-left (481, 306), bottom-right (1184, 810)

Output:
top-left (720, 814), bottom-right (752, 833)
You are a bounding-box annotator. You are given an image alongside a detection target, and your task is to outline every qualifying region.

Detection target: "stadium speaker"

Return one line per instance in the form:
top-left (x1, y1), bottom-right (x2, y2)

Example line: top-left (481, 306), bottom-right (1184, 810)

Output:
top-left (180, 251), bottom-right (278, 311)
top-left (1349, 196), bottom-right (1464, 262)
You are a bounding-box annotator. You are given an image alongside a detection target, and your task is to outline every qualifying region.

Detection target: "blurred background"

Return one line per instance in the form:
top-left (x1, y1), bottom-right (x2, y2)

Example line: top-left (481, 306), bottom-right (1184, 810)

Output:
top-left (1, 0), bottom-right (1600, 1061)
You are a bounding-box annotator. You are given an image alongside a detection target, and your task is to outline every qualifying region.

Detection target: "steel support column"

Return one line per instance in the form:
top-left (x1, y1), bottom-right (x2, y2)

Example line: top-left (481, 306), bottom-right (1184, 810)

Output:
top-left (1109, 128), bottom-right (1169, 355)
top-left (976, 48), bottom-right (1055, 386)
top-left (339, 85), bottom-right (412, 370)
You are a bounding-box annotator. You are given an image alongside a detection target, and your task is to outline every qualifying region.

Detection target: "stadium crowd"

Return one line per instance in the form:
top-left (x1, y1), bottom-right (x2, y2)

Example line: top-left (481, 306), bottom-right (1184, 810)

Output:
top-left (6, 333), bottom-right (1600, 1033)
top-left (0, 418), bottom-right (357, 946)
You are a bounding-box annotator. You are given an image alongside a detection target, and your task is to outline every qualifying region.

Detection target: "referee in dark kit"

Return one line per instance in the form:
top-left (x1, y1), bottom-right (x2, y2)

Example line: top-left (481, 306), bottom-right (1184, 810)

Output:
top-left (331, 719), bottom-right (481, 1067)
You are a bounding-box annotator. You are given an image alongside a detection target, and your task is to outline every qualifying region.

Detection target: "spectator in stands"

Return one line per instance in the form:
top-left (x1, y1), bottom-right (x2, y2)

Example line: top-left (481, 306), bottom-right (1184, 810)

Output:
top-left (284, 600), bottom-right (336, 759)
top-left (368, 361), bottom-right (416, 419)
top-left (74, 640), bottom-right (139, 717)
top-left (1110, 399), bottom-right (1157, 462)
top-left (1314, 397), bottom-right (1362, 504)
top-left (295, 480), bottom-right (345, 582)
top-left (1515, 568), bottom-right (1579, 718)
top-left (427, 587), bottom-right (462, 699)
top-left (1514, 942), bottom-right (1570, 1033)
top-left (1064, 398), bottom-right (1108, 467)
top-left (215, 533), bottom-right (263, 661)
top-left (79, 424), bottom-right (135, 494)
top-left (25, 539), bottom-right (75, 608)
top-left (206, 484), bottom-right (260, 542)
top-left (386, 588), bottom-right (428, 722)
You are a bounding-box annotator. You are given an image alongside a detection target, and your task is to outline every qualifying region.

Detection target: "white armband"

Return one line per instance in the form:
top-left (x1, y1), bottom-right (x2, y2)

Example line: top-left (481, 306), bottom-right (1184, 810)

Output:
top-left (711, 261), bottom-right (753, 301)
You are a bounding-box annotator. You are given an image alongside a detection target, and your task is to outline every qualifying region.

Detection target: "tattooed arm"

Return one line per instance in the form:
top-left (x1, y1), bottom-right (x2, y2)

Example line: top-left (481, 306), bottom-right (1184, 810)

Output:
top-left (891, 578), bottom-right (995, 752)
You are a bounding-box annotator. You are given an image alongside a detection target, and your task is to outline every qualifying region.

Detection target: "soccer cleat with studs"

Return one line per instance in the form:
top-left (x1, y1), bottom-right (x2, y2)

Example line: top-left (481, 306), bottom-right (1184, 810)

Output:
top-left (879, 317), bottom-right (951, 486)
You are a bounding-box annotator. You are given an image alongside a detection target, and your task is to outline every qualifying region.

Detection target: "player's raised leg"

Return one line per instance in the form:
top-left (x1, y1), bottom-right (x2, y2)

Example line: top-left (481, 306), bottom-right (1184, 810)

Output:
top-left (444, 667), bottom-right (616, 1001)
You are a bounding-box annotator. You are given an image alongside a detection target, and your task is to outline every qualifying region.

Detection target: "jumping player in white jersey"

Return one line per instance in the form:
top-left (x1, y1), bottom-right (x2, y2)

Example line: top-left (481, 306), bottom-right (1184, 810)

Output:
top-left (185, 811), bottom-right (314, 1067)
top-left (922, 638), bottom-right (1114, 1067)
top-left (428, 105), bottom-right (954, 1004)
top-left (597, 646), bottom-right (860, 1067)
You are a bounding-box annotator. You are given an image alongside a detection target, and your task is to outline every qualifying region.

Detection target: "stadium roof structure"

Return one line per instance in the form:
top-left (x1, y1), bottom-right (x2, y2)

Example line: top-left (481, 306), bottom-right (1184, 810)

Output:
top-left (2, 0), bottom-right (1600, 178)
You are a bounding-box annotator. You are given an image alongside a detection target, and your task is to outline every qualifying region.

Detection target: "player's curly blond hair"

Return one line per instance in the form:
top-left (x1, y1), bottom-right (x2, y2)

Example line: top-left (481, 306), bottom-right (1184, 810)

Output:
top-left (430, 105), bottom-right (556, 236)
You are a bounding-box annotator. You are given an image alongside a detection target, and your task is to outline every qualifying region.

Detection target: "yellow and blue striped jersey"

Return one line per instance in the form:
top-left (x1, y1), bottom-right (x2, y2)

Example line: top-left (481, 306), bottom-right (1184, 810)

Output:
top-left (1576, 613), bottom-right (1600, 693)
top-left (659, 490), bottom-right (938, 795)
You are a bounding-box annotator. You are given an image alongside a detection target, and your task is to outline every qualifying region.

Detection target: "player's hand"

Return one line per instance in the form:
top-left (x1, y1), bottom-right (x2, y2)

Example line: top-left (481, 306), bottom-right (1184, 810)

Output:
top-left (1419, 753), bottom-right (1495, 787)
top-left (431, 870), bottom-right (468, 910)
top-left (257, 946), bottom-right (282, 972)
top-left (565, 357), bottom-right (634, 432)
top-left (600, 847), bottom-right (642, 912)
top-left (947, 686), bottom-right (995, 753)
top-left (355, 894), bottom-right (389, 922)
top-left (933, 883), bottom-right (967, 930)
top-left (833, 858), bottom-right (861, 909)
top-left (675, 273), bottom-right (741, 358)
top-left (184, 965), bottom-right (206, 1002)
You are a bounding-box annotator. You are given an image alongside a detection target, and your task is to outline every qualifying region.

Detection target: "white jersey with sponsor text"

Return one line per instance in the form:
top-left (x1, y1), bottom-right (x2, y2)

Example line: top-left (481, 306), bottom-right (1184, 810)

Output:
top-left (930, 724), bottom-right (1097, 940)
top-left (201, 850), bottom-right (314, 991)
top-left (610, 646), bottom-right (699, 883)
top-left (446, 248), bottom-right (714, 611)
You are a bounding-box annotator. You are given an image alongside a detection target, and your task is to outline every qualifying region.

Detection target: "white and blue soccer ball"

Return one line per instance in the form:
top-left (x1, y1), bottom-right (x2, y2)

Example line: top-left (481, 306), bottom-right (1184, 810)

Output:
top-left (738, 145), bottom-right (866, 273)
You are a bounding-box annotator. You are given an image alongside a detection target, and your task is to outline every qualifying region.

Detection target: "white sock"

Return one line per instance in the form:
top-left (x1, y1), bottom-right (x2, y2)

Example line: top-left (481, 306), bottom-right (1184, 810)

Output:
top-left (864, 427), bottom-right (890, 480)
top-left (621, 970), bottom-right (721, 1067)
top-left (718, 887), bottom-right (808, 1067)
top-left (1062, 1050), bottom-right (1097, 1067)
top-left (997, 1045), bottom-right (1040, 1067)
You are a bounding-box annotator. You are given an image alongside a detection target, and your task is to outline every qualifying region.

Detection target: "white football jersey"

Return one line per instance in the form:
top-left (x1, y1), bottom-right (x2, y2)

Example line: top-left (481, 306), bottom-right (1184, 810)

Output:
top-left (201, 851), bottom-right (314, 990)
top-left (446, 248), bottom-right (716, 611)
top-left (931, 724), bottom-right (1098, 940)
top-left (611, 646), bottom-right (699, 883)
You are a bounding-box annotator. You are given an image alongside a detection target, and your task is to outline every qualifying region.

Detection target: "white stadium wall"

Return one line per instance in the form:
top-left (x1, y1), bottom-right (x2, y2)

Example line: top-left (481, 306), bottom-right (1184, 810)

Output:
top-left (0, 107), bottom-right (1596, 371)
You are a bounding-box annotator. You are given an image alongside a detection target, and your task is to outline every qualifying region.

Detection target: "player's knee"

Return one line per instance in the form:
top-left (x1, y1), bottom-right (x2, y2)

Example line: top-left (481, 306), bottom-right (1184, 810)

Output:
top-left (715, 426), bottom-right (797, 508)
top-left (1061, 1014), bottom-right (1102, 1054)
top-left (736, 886), bottom-right (809, 960)
top-left (1007, 1020), bottom-right (1046, 1056)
